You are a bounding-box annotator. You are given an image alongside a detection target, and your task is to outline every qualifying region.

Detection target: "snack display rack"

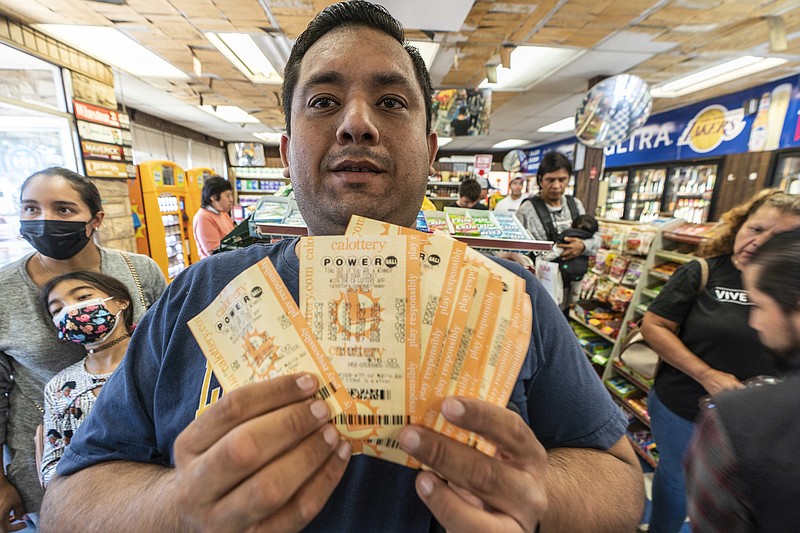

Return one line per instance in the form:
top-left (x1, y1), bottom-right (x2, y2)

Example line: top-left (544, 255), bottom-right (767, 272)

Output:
top-left (570, 218), bottom-right (717, 466)
top-left (569, 218), bottom-right (663, 375)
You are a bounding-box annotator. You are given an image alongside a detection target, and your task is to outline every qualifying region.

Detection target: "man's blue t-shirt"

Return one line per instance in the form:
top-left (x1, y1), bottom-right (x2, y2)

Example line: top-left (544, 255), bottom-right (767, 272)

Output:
top-left (58, 238), bottom-right (626, 532)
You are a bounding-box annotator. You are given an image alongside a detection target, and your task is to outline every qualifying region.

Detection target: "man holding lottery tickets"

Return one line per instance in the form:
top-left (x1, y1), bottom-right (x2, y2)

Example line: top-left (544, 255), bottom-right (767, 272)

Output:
top-left (42, 2), bottom-right (643, 532)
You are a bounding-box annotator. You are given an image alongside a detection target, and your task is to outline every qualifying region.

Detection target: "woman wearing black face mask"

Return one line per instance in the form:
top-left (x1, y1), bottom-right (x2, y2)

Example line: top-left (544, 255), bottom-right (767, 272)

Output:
top-left (0, 167), bottom-right (166, 531)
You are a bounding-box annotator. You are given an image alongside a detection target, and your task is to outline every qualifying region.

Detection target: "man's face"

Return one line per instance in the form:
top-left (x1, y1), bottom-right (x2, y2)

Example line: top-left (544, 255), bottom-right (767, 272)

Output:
top-left (509, 179), bottom-right (524, 197)
top-left (744, 265), bottom-right (800, 361)
top-left (281, 26), bottom-right (438, 235)
top-left (539, 169), bottom-right (569, 203)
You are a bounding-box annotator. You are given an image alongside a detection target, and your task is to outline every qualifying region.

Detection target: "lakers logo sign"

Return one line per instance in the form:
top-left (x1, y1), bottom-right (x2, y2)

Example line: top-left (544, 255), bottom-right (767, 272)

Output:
top-left (677, 105), bottom-right (746, 153)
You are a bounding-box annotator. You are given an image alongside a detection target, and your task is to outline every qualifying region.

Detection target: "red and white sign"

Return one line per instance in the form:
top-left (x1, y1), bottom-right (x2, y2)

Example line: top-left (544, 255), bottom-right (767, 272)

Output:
top-left (474, 154), bottom-right (493, 177)
top-left (73, 100), bottom-right (123, 129)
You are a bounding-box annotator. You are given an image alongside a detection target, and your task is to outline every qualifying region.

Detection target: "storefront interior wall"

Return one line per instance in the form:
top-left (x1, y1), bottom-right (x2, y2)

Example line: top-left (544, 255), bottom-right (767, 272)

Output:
top-left (130, 124), bottom-right (226, 176)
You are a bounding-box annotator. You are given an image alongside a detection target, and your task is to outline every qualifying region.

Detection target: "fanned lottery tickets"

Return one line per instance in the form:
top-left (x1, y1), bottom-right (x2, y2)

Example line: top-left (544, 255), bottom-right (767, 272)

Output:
top-left (190, 216), bottom-right (533, 470)
top-left (344, 216), bottom-right (533, 456)
top-left (188, 256), bottom-right (356, 420)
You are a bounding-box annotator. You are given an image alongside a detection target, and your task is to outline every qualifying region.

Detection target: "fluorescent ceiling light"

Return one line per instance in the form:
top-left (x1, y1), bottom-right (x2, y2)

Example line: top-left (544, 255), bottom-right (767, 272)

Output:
top-left (408, 41), bottom-right (440, 70)
top-left (651, 56), bottom-right (788, 98)
top-left (205, 32), bottom-right (283, 84)
top-left (253, 131), bottom-right (284, 144)
top-left (538, 117), bottom-right (575, 133)
top-left (198, 105), bottom-right (260, 123)
top-left (34, 25), bottom-right (188, 79)
top-left (492, 139), bottom-right (529, 149)
top-left (479, 46), bottom-right (583, 91)
top-left (437, 137), bottom-right (453, 147)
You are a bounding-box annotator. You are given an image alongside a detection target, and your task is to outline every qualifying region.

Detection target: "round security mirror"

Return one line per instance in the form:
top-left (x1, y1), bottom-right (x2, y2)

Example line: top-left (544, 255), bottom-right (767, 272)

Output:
top-left (574, 74), bottom-right (652, 148)
top-left (502, 149), bottom-right (527, 172)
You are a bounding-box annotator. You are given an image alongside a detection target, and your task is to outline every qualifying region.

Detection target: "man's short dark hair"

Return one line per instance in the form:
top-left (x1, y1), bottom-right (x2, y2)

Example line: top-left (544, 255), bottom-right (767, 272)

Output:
top-left (201, 176), bottom-right (233, 208)
top-left (572, 214), bottom-right (598, 235)
top-left (750, 227), bottom-right (800, 313)
top-left (281, 1), bottom-right (433, 135)
top-left (537, 151), bottom-right (573, 186)
top-left (459, 178), bottom-right (481, 203)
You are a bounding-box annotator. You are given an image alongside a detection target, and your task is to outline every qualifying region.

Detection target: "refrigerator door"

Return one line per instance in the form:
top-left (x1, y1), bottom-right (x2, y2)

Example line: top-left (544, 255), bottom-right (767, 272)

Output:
top-left (662, 164), bottom-right (717, 223)
top-left (772, 153), bottom-right (800, 194)
top-left (601, 170), bottom-right (628, 219)
top-left (626, 167), bottom-right (666, 221)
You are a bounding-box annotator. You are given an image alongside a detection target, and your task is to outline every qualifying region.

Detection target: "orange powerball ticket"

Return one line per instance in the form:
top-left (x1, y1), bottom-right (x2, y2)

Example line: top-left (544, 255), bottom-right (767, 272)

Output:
top-left (299, 235), bottom-right (421, 450)
top-left (187, 256), bottom-right (355, 418)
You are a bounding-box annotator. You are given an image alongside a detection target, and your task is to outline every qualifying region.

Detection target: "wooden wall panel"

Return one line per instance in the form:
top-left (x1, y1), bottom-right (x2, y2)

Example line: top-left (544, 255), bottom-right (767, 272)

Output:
top-left (714, 151), bottom-right (774, 220)
top-left (575, 146), bottom-right (604, 214)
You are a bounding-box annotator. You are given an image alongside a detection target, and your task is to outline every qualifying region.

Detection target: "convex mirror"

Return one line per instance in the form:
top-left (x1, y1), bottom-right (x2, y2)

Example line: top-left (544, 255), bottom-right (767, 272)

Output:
top-left (575, 74), bottom-right (652, 148)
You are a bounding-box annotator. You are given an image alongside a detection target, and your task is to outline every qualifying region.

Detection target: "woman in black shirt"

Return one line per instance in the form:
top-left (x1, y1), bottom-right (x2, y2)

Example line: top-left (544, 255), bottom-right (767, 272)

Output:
top-left (641, 189), bottom-right (800, 533)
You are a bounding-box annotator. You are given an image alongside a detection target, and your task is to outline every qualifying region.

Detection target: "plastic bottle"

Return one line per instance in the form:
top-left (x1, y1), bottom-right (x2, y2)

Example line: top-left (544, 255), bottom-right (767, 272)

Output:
top-left (748, 92), bottom-right (771, 152)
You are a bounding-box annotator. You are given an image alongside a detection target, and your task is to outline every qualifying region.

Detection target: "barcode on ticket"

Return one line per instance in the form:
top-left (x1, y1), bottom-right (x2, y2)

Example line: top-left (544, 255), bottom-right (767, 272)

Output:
top-left (314, 381), bottom-right (337, 401)
top-left (334, 413), bottom-right (411, 426)
top-left (349, 388), bottom-right (392, 401)
top-left (364, 437), bottom-right (402, 450)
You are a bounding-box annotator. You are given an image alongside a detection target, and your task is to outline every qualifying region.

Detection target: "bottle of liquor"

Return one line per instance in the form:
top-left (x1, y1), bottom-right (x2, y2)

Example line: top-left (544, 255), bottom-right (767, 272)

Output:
top-left (748, 92), bottom-right (771, 152)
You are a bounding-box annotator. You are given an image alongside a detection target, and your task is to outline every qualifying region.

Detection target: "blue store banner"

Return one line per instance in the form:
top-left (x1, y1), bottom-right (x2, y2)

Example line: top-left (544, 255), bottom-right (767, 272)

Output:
top-left (522, 139), bottom-right (576, 174)
top-left (523, 74), bottom-right (800, 168)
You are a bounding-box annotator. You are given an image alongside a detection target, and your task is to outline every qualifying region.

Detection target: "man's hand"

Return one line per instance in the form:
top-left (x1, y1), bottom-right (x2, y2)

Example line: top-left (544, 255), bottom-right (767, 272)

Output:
top-left (173, 373), bottom-right (351, 533)
top-left (0, 478), bottom-right (26, 533)
top-left (399, 398), bottom-right (547, 533)
top-left (557, 237), bottom-right (585, 260)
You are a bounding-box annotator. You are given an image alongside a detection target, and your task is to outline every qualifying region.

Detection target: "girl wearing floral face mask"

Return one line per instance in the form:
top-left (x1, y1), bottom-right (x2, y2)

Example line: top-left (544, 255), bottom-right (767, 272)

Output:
top-left (39, 271), bottom-right (134, 488)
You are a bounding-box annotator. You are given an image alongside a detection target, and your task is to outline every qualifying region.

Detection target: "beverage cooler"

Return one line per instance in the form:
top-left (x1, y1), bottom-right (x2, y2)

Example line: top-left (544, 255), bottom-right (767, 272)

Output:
top-left (661, 163), bottom-right (718, 223)
top-left (626, 167), bottom-right (667, 222)
top-left (128, 160), bottom-right (196, 281)
top-left (598, 170), bottom-right (628, 219)
top-left (770, 151), bottom-right (800, 194)
top-left (600, 161), bottom-right (719, 223)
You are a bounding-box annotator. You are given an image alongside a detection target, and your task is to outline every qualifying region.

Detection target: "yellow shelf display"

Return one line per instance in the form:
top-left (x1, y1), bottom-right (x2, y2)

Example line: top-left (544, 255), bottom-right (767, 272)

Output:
top-left (129, 160), bottom-right (194, 281)
top-left (186, 167), bottom-right (219, 264)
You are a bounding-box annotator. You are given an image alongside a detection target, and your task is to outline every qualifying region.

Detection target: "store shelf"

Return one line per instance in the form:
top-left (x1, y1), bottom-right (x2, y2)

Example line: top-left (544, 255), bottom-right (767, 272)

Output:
top-left (626, 434), bottom-right (658, 468)
top-left (447, 235), bottom-right (552, 252)
top-left (613, 361), bottom-right (652, 393)
top-left (237, 190), bottom-right (278, 195)
top-left (427, 181), bottom-right (460, 186)
top-left (253, 223), bottom-right (552, 252)
top-left (648, 270), bottom-right (672, 282)
top-left (427, 196), bottom-right (458, 201)
top-left (635, 303), bottom-right (650, 315)
top-left (608, 391), bottom-right (651, 428)
top-left (641, 288), bottom-right (661, 299)
top-left (569, 311), bottom-right (617, 343)
top-left (674, 193), bottom-right (712, 200)
top-left (655, 249), bottom-right (695, 264)
top-left (582, 348), bottom-right (609, 367)
top-left (633, 195), bottom-right (661, 201)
